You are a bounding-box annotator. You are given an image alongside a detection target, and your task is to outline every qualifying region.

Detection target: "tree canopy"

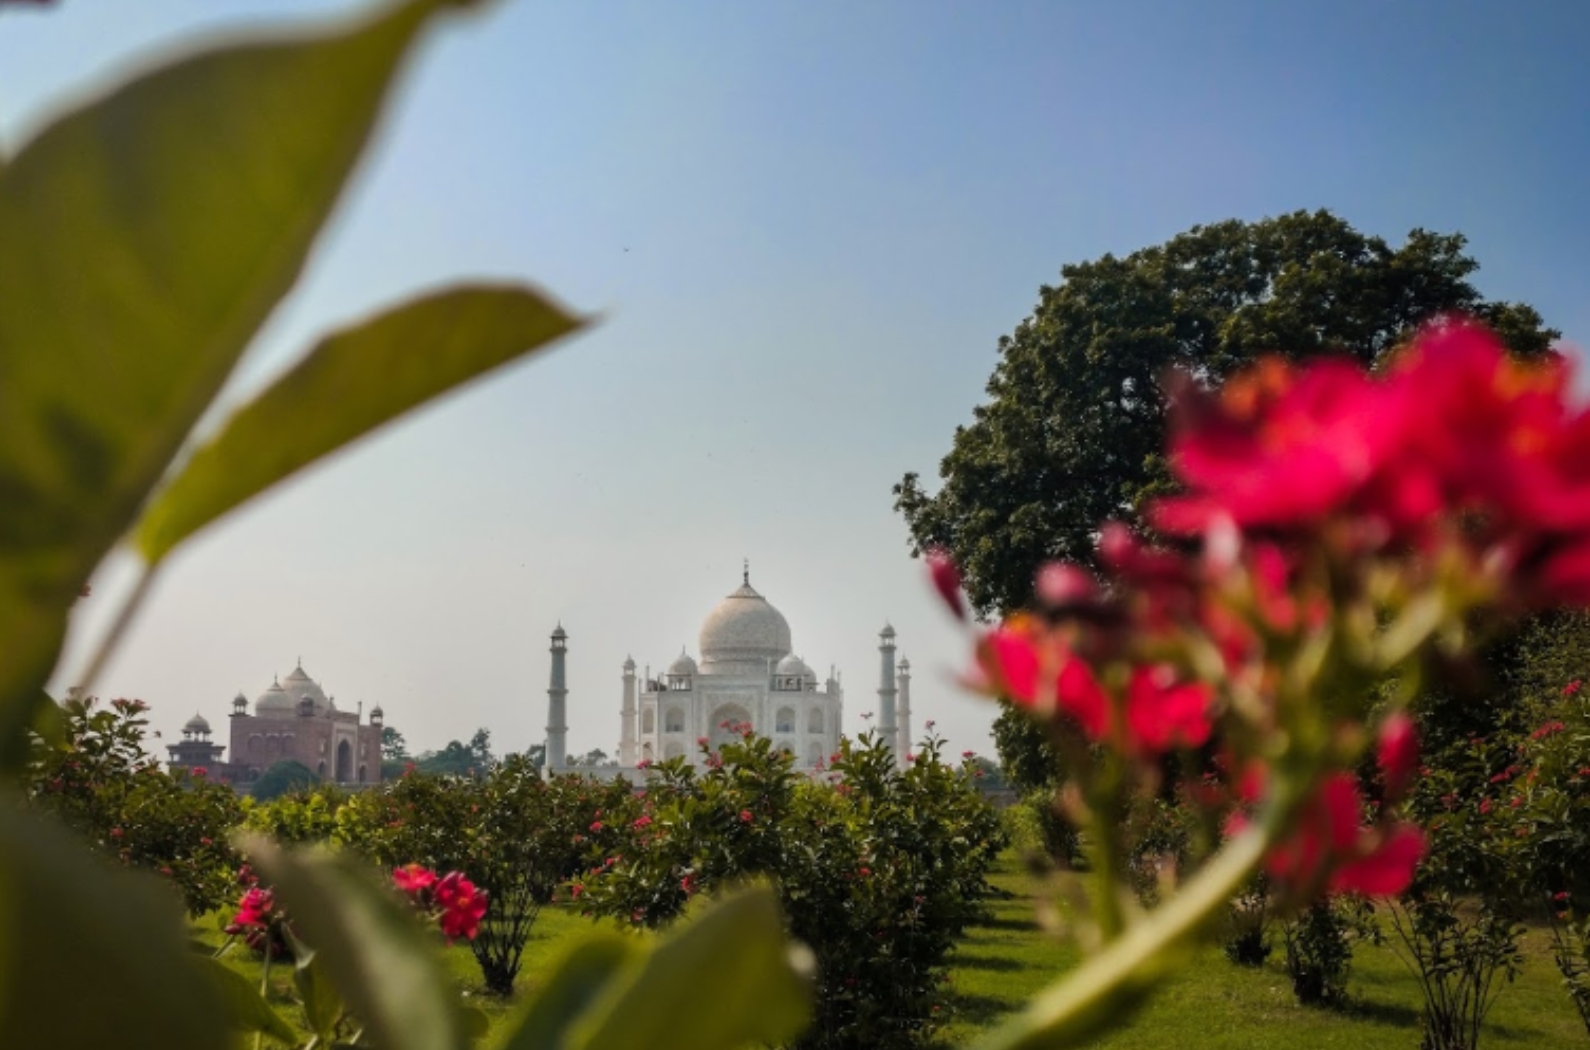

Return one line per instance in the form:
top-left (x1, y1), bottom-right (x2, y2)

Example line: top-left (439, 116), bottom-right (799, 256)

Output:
top-left (894, 210), bottom-right (1557, 619)
top-left (251, 760), bottom-right (318, 802)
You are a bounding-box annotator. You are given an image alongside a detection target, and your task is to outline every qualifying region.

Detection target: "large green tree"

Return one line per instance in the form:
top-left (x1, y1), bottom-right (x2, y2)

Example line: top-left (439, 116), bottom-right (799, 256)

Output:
top-left (895, 209), bottom-right (1557, 619)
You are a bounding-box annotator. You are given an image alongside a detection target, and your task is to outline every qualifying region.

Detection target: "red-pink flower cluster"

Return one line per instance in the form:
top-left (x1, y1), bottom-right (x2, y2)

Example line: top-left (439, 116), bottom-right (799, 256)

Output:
top-left (1157, 322), bottom-right (1590, 606)
top-left (391, 865), bottom-right (488, 942)
top-left (937, 320), bottom-right (1587, 902)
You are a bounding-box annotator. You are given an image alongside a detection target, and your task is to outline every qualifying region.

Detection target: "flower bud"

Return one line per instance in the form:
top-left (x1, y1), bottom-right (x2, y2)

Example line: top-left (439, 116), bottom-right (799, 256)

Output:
top-left (1377, 712), bottom-right (1418, 801)
top-left (926, 549), bottom-right (966, 621)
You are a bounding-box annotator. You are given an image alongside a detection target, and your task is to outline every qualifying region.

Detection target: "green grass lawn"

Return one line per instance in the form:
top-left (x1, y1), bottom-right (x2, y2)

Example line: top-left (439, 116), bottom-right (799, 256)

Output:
top-left (939, 854), bottom-right (1585, 1048)
top-left (195, 855), bottom-right (1585, 1048)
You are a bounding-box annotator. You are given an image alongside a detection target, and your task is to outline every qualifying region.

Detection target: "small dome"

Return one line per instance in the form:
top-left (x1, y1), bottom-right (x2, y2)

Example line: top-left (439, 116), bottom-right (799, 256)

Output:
top-left (898, 657), bottom-right (911, 671)
top-left (254, 679), bottom-right (295, 718)
top-left (552, 623), bottom-right (567, 640)
top-left (370, 704), bottom-right (385, 721)
top-left (232, 692), bottom-right (247, 707)
top-left (623, 655), bottom-right (636, 671)
top-left (880, 622), bottom-right (896, 639)
top-left (668, 649), bottom-right (698, 676)
top-left (776, 653), bottom-right (812, 678)
top-left (184, 712), bottom-right (211, 734)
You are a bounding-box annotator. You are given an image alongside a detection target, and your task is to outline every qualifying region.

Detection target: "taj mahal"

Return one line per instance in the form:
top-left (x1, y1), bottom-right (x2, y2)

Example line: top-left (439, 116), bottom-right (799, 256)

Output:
top-left (543, 567), bottom-right (913, 774)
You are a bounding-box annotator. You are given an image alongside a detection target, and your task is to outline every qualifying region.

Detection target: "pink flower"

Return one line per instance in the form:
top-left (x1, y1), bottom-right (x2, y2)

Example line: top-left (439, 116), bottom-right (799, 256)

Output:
top-left (191, 767), bottom-right (207, 778)
top-left (589, 820), bottom-right (604, 832)
top-left (632, 815), bottom-right (652, 829)
top-left (1262, 773), bottom-right (1423, 896)
top-left (434, 872), bottom-right (487, 942)
top-left (739, 809), bottom-right (753, 824)
top-left (980, 619), bottom-right (1108, 737)
top-left (1564, 680), bottom-right (1583, 698)
top-left (1155, 357), bottom-right (1403, 534)
top-left (1377, 712), bottom-right (1418, 800)
top-left (392, 864), bottom-right (437, 896)
top-left (1125, 665), bottom-right (1213, 754)
top-left (926, 549), bottom-right (966, 621)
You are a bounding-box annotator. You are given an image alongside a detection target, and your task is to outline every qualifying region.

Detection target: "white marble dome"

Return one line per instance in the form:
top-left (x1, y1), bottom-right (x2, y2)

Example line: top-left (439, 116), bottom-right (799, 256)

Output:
top-left (254, 679), bottom-right (294, 718)
top-left (183, 712), bottom-right (211, 735)
top-left (699, 581), bottom-right (792, 666)
top-left (668, 649), bottom-right (698, 676)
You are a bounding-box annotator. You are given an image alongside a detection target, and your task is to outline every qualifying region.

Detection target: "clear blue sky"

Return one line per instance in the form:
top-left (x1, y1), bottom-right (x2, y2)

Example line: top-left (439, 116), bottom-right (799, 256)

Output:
top-left (5, 0), bottom-right (1587, 760)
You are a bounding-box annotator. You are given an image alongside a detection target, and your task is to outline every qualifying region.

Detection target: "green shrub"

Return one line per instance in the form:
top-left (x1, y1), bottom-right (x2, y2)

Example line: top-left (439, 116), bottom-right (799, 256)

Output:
top-left (25, 696), bottom-right (244, 916)
top-left (338, 758), bottom-right (633, 996)
top-left (579, 730), bottom-right (1005, 1050)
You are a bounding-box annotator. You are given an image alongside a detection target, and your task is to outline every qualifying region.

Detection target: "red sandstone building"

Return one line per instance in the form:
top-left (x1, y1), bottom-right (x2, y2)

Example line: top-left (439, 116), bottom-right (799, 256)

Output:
top-left (167, 661), bottom-right (385, 791)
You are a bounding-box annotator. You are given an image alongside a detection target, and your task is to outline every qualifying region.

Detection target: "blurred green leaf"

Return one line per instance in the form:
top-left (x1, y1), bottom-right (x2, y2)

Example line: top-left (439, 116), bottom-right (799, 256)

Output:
top-left (0, 0), bottom-right (481, 718)
top-left (496, 936), bottom-right (634, 1050)
top-left (244, 834), bottom-right (466, 1050)
top-left (571, 885), bottom-right (812, 1050)
top-left (195, 955), bottom-right (298, 1044)
top-left (0, 800), bottom-right (228, 1048)
top-left (137, 284), bottom-right (583, 563)
top-left (286, 927), bottom-right (345, 1042)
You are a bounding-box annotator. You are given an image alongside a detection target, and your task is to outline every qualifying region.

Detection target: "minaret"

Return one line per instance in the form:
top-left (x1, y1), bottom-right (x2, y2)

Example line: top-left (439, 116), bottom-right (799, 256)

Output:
top-left (897, 656), bottom-right (913, 758)
top-left (877, 623), bottom-right (898, 764)
top-left (547, 624), bottom-right (569, 770)
top-left (620, 656), bottom-right (637, 766)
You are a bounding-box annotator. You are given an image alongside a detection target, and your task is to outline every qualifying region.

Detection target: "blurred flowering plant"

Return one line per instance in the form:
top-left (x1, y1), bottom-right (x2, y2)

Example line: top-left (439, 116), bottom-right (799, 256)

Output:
top-left (937, 319), bottom-right (1590, 1048)
top-left (391, 864), bottom-right (488, 943)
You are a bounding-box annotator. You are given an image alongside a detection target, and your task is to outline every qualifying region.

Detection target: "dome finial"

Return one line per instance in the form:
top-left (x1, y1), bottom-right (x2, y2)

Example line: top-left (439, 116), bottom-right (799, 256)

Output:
top-left (743, 558), bottom-right (749, 586)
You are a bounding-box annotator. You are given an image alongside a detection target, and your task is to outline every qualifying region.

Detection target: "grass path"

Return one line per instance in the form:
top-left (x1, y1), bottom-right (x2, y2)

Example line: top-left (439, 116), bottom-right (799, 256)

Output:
top-left (939, 854), bottom-right (1584, 1048)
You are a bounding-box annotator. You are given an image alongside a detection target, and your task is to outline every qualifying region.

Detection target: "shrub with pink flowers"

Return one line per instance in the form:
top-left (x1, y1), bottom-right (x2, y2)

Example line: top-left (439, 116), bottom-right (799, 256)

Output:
top-left (923, 318), bottom-right (1590, 1048)
top-left (577, 728), bottom-right (1004, 1050)
top-left (337, 755), bottom-right (634, 995)
top-left (25, 694), bottom-right (244, 916)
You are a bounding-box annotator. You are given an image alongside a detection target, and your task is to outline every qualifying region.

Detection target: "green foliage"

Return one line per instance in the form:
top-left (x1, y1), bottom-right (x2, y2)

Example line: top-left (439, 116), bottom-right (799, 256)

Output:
top-left (383, 725), bottom-right (411, 761)
top-left (25, 696), bottom-right (243, 915)
top-left (1220, 873), bottom-right (1273, 968)
top-left (136, 285), bottom-right (580, 562)
top-left (250, 759), bottom-right (320, 802)
top-left (413, 729), bottom-right (498, 777)
top-left (894, 210), bottom-right (1558, 616)
top-left (579, 731), bottom-right (1005, 1050)
top-left (246, 835), bottom-right (476, 1050)
top-left (1390, 738), bottom-right (1531, 1049)
top-left (244, 783), bottom-right (348, 844)
top-left (339, 760), bottom-right (633, 995)
top-left (0, 803), bottom-right (231, 1047)
top-left (992, 704), bottom-right (1066, 794)
top-left (0, 0), bottom-right (604, 1045)
top-left (1279, 897), bottom-right (1372, 1007)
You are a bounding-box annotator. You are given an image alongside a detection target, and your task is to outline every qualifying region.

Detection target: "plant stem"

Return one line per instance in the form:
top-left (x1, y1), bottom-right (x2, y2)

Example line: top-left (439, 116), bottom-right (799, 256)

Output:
top-left (972, 790), bottom-right (1293, 1050)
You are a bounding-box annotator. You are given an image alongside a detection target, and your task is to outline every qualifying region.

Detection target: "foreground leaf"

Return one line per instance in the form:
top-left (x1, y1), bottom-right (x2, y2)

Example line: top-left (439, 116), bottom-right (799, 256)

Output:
top-left (244, 835), bottom-right (465, 1050)
top-left (0, 0), bottom-right (483, 719)
top-left (285, 928), bottom-right (345, 1043)
top-left (495, 936), bottom-right (634, 1050)
top-left (570, 885), bottom-right (812, 1050)
top-left (195, 955), bottom-right (298, 1044)
top-left (0, 801), bottom-right (227, 1048)
top-left (137, 284), bottom-right (583, 563)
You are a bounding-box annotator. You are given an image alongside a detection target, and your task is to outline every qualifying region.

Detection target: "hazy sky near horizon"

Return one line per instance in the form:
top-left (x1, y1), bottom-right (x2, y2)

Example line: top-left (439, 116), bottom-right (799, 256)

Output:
top-left (4, 0), bottom-right (1587, 762)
